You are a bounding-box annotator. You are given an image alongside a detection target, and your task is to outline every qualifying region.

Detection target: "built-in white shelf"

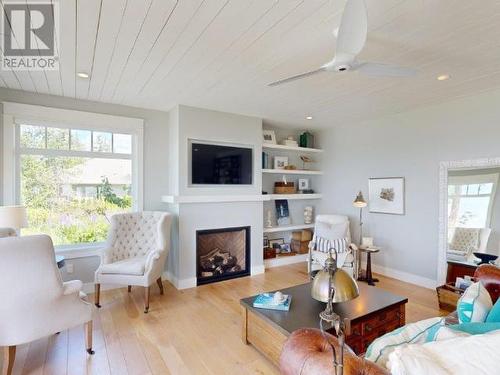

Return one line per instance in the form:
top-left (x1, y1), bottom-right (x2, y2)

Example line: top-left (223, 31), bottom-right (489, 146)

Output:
top-left (263, 194), bottom-right (322, 201)
top-left (161, 195), bottom-right (266, 204)
top-left (263, 223), bottom-right (315, 233)
top-left (264, 253), bottom-right (308, 268)
top-left (262, 143), bottom-right (324, 153)
top-left (262, 168), bottom-right (323, 175)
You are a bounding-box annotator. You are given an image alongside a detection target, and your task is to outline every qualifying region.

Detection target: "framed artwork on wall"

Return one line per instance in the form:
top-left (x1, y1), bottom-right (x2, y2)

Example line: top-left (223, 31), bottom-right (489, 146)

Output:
top-left (368, 177), bottom-right (405, 215)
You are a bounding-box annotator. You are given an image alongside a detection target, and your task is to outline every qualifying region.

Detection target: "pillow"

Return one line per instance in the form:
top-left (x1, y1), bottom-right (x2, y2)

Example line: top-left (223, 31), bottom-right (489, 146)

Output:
top-left (486, 299), bottom-right (500, 322)
top-left (387, 329), bottom-right (500, 375)
top-left (449, 227), bottom-right (480, 253)
top-left (457, 281), bottom-right (493, 323)
top-left (449, 322), bottom-right (500, 335)
top-left (314, 221), bottom-right (348, 241)
top-left (365, 317), bottom-right (445, 368)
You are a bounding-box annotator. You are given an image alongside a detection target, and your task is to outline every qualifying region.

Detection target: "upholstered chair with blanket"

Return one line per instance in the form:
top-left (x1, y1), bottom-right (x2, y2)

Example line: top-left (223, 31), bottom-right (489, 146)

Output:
top-left (308, 215), bottom-right (357, 278)
top-left (94, 211), bottom-right (172, 313)
top-left (0, 235), bottom-right (94, 375)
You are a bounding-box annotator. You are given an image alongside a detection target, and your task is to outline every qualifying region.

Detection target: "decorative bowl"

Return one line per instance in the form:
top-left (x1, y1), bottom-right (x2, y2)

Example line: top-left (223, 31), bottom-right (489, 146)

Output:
top-left (473, 252), bottom-right (498, 265)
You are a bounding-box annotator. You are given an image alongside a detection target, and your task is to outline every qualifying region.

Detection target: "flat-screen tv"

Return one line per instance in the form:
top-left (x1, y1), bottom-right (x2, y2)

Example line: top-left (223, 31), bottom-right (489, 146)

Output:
top-left (191, 142), bottom-right (253, 185)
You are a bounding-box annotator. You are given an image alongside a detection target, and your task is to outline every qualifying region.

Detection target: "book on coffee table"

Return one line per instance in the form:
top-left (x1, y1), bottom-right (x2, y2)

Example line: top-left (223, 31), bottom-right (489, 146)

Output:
top-left (253, 293), bottom-right (292, 311)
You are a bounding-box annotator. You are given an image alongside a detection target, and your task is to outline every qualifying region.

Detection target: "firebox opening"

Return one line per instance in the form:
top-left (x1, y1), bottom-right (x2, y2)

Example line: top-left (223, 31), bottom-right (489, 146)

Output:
top-left (196, 226), bottom-right (251, 286)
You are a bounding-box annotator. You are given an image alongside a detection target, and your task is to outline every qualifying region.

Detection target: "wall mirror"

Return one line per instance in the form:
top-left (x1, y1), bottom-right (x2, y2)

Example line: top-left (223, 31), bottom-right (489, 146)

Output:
top-left (438, 158), bottom-right (500, 285)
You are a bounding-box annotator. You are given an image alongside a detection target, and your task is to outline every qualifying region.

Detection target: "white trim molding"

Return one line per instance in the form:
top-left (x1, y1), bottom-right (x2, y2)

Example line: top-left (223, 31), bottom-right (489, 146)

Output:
top-left (438, 157), bottom-right (500, 285)
top-left (372, 263), bottom-right (437, 290)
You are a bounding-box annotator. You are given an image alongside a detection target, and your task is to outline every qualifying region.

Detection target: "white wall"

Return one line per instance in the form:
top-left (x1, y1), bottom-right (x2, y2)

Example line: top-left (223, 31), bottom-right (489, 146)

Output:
top-left (171, 104), bottom-right (262, 197)
top-left (320, 88), bottom-right (500, 285)
top-left (0, 88), bottom-right (170, 284)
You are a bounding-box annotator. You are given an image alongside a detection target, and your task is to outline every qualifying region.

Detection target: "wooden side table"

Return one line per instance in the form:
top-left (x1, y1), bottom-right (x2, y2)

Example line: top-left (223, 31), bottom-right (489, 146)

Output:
top-left (358, 247), bottom-right (380, 286)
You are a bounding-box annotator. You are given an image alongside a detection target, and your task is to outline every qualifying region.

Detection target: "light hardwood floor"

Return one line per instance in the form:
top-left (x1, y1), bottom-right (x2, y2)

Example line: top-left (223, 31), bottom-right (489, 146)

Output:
top-left (8, 264), bottom-right (446, 375)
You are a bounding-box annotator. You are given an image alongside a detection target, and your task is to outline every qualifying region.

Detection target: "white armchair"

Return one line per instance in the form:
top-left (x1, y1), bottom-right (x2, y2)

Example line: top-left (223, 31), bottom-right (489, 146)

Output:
top-left (94, 211), bottom-right (172, 313)
top-left (0, 235), bottom-right (94, 375)
top-left (308, 215), bottom-right (357, 278)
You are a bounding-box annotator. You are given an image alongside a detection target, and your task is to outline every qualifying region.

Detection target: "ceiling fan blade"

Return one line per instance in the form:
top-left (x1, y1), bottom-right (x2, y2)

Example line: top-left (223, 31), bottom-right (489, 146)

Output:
top-left (335, 0), bottom-right (368, 60)
top-left (356, 62), bottom-right (417, 77)
top-left (268, 67), bottom-right (327, 87)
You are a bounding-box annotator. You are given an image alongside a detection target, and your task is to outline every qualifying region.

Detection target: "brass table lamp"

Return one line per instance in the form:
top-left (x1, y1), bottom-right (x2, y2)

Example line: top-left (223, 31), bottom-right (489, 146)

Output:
top-left (311, 251), bottom-right (359, 375)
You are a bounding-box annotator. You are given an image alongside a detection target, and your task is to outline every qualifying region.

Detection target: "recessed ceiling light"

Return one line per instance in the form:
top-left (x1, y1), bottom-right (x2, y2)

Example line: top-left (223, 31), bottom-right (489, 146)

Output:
top-left (437, 74), bottom-right (450, 81)
top-left (306, 116), bottom-right (313, 120)
top-left (77, 72), bottom-right (89, 79)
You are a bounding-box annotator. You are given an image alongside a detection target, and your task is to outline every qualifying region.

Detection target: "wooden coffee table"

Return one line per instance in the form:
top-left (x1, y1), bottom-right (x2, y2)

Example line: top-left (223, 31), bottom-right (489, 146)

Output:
top-left (240, 282), bottom-right (407, 366)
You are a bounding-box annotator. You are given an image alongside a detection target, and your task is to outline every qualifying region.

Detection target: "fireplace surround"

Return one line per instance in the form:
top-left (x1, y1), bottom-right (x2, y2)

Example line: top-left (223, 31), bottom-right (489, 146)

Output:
top-left (196, 226), bottom-right (251, 285)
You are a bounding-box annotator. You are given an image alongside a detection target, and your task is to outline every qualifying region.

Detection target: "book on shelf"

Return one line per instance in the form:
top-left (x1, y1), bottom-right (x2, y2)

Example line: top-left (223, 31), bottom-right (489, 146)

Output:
top-left (253, 292), bottom-right (292, 311)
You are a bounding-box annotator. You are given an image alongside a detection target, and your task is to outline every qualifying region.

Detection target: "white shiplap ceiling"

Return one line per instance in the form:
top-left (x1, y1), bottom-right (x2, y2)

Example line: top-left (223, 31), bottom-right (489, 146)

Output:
top-left (1, 0), bottom-right (500, 128)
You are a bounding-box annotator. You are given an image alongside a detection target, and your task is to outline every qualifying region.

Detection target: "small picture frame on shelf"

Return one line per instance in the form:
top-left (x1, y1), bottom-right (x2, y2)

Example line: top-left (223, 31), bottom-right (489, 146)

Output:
top-left (279, 243), bottom-right (292, 253)
top-left (274, 156), bottom-right (289, 170)
top-left (263, 130), bottom-right (277, 144)
top-left (269, 238), bottom-right (284, 250)
top-left (263, 236), bottom-right (269, 249)
top-left (298, 178), bottom-right (310, 191)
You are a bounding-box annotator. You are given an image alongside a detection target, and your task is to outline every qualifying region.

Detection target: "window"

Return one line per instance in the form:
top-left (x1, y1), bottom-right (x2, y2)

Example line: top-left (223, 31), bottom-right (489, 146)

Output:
top-left (17, 123), bottom-right (135, 246)
top-left (448, 173), bottom-right (499, 239)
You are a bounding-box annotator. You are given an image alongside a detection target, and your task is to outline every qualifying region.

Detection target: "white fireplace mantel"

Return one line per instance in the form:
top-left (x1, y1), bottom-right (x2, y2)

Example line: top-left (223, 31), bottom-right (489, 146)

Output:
top-left (161, 195), bottom-right (267, 204)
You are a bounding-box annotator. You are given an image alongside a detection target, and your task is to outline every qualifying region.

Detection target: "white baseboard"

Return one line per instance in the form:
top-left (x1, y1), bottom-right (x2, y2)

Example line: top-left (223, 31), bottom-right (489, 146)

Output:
top-left (163, 271), bottom-right (197, 290)
top-left (371, 263), bottom-right (437, 290)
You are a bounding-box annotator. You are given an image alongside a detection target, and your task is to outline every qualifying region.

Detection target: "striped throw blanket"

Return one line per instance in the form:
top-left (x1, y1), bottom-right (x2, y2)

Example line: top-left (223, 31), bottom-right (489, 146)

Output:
top-left (309, 234), bottom-right (349, 254)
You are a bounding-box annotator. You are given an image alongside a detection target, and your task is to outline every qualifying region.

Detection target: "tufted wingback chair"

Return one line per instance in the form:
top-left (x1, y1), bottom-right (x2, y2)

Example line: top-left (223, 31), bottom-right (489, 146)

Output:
top-left (94, 211), bottom-right (172, 313)
top-left (0, 235), bottom-right (94, 375)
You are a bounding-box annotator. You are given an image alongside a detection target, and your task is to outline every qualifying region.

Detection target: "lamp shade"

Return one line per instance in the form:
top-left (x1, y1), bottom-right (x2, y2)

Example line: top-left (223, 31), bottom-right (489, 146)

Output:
top-left (0, 206), bottom-right (28, 229)
top-left (353, 191), bottom-right (367, 208)
top-left (311, 267), bottom-right (359, 303)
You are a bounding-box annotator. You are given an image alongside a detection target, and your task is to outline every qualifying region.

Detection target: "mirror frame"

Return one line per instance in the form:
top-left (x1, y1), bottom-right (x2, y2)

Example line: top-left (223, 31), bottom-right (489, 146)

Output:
top-left (438, 157), bottom-right (500, 285)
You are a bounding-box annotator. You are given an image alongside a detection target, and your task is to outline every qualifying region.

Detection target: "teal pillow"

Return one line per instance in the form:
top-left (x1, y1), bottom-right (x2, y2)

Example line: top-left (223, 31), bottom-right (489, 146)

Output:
top-left (486, 299), bottom-right (500, 322)
top-left (449, 322), bottom-right (500, 335)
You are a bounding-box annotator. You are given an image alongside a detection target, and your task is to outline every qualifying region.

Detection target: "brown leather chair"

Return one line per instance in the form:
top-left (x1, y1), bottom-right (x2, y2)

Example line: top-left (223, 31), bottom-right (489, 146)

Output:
top-left (280, 328), bottom-right (388, 375)
top-left (280, 264), bottom-right (500, 375)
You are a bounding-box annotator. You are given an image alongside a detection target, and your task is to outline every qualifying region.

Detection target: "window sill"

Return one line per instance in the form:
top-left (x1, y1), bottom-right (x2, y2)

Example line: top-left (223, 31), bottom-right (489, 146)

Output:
top-left (55, 243), bottom-right (104, 259)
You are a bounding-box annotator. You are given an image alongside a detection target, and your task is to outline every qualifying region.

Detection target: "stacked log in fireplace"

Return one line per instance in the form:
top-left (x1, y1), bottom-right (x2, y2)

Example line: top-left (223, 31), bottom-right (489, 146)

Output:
top-left (199, 247), bottom-right (242, 277)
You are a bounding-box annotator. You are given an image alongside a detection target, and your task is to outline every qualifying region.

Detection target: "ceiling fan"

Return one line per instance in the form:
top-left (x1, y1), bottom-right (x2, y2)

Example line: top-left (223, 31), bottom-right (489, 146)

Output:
top-left (268, 0), bottom-right (417, 87)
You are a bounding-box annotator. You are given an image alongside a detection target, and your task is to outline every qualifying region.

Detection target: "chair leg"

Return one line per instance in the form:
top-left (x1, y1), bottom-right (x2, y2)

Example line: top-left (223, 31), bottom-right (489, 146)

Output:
top-left (156, 277), bottom-right (164, 295)
top-left (128, 285), bottom-right (132, 293)
top-left (94, 283), bottom-right (101, 308)
top-left (84, 321), bottom-right (95, 355)
top-left (2, 346), bottom-right (16, 375)
top-left (144, 286), bottom-right (150, 313)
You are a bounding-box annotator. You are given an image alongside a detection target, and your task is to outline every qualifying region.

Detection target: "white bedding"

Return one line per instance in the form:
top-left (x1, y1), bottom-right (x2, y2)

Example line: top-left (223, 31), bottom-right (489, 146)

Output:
top-left (388, 329), bottom-right (500, 375)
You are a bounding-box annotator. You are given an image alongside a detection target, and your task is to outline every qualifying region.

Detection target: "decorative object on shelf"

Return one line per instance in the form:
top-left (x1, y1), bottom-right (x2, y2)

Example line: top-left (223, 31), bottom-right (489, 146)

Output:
top-left (265, 209), bottom-right (274, 228)
top-left (300, 155), bottom-right (314, 170)
top-left (263, 236), bottom-right (269, 248)
top-left (274, 179), bottom-right (296, 194)
top-left (292, 230), bottom-right (313, 254)
top-left (284, 164), bottom-right (297, 170)
top-left (262, 152), bottom-right (270, 169)
top-left (0, 205), bottom-right (28, 236)
top-left (368, 177), bottom-right (405, 215)
top-left (269, 238), bottom-right (285, 253)
top-left (298, 178), bottom-right (310, 191)
top-left (311, 250), bottom-right (359, 375)
top-left (275, 200), bottom-right (291, 226)
top-left (353, 191), bottom-right (367, 246)
top-left (282, 136), bottom-right (298, 147)
top-left (274, 156), bottom-right (289, 169)
top-left (264, 247), bottom-right (276, 259)
top-left (299, 131), bottom-right (314, 148)
top-left (280, 243), bottom-right (292, 253)
top-left (304, 206), bottom-right (313, 224)
top-left (263, 129), bottom-right (277, 144)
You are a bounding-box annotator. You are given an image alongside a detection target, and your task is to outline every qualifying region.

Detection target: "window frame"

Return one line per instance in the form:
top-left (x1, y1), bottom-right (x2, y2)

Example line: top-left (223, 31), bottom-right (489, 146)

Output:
top-left (2, 102), bottom-right (144, 256)
top-left (447, 173), bottom-right (499, 229)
